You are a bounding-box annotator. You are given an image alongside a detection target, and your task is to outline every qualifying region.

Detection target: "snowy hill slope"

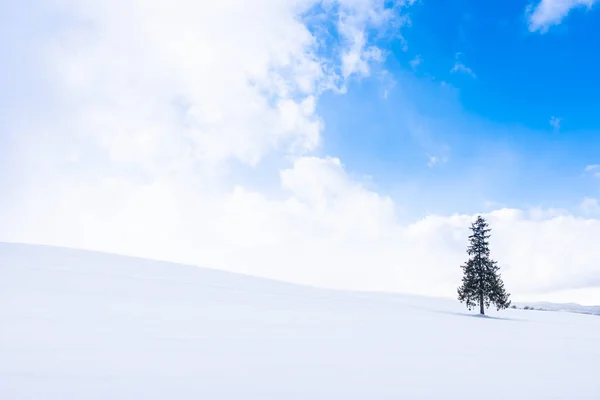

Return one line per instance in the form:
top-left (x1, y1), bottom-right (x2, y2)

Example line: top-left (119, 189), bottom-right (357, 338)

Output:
top-left (1, 242), bottom-right (599, 399)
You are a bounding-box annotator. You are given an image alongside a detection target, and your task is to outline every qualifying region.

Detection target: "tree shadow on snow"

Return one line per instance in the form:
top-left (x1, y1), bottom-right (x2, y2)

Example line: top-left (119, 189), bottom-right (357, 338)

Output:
top-left (428, 309), bottom-right (528, 322)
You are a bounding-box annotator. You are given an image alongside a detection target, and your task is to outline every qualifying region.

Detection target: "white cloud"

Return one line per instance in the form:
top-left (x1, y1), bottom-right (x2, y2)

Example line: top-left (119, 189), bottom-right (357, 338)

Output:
top-left (335, 0), bottom-right (414, 79)
top-left (527, 0), bottom-right (597, 33)
top-left (381, 71), bottom-right (396, 99)
top-left (580, 197), bottom-right (600, 215)
top-left (450, 53), bottom-right (476, 78)
top-left (427, 154), bottom-right (448, 168)
top-left (2, 0), bottom-right (600, 306)
top-left (584, 164), bottom-right (600, 178)
top-left (550, 116), bottom-right (562, 130)
top-left (410, 54), bottom-right (423, 69)
top-left (37, 0), bottom-right (325, 169)
top-left (7, 0), bottom-right (411, 175)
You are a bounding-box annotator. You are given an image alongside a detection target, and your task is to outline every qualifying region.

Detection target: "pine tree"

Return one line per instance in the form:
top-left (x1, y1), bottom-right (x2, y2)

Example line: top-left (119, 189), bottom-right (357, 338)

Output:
top-left (457, 215), bottom-right (511, 315)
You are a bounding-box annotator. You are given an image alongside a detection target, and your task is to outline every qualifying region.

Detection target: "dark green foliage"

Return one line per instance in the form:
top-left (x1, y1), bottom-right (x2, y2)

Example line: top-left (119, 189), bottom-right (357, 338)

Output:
top-left (457, 216), bottom-right (511, 315)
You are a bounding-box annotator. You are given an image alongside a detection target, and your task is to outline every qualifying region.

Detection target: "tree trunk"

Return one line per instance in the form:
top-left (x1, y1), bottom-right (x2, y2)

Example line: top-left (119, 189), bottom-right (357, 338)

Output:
top-left (479, 293), bottom-right (484, 315)
top-left (477, 254), bottom-right (484, 315)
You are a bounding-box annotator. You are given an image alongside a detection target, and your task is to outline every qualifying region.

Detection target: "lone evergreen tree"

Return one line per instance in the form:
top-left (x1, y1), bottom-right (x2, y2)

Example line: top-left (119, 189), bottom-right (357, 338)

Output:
top-left (457, 215), bottom-right (511, 315)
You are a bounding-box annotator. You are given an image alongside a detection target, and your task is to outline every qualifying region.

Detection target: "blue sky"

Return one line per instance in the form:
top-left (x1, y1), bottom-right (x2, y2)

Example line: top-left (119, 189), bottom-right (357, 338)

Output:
top-left (317, 0), bottom-right (600, 216)
top-left (2, 0), bottom-right (600, 304)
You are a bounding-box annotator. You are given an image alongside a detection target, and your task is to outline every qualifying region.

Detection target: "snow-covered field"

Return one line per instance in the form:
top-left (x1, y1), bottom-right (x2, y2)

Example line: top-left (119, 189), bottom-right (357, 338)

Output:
top-left (1, 242), bottom-right (599, 399)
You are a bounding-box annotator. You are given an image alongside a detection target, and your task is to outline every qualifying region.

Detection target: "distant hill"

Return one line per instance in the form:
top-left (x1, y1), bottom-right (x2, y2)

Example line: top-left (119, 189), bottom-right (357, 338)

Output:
top-left (514, 301), bottom-right (600, 316)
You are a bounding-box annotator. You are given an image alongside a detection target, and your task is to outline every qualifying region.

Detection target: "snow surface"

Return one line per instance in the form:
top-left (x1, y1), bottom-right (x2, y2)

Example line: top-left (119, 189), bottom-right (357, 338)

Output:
top-left (1, 242), bottom-right (599, 399)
